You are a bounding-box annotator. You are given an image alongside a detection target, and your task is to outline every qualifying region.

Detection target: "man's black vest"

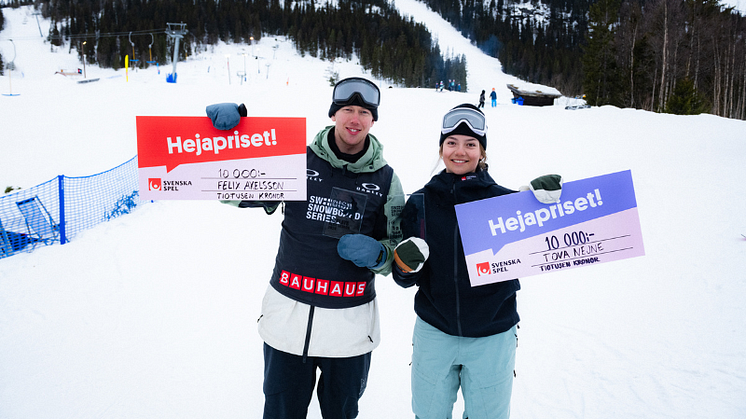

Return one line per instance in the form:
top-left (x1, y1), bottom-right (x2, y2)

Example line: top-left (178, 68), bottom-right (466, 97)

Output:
top-left (269, 146), bottom-right (393, 309)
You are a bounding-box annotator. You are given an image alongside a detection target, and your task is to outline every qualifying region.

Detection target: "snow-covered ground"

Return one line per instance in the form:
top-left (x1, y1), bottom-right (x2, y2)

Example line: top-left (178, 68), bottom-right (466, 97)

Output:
top-left (2, 2), bottom-right (746, 418)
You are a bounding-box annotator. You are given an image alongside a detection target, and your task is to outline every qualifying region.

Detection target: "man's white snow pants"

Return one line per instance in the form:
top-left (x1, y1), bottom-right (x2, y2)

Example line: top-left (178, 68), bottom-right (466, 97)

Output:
top-left (411, 317), bottom-right (517, 419)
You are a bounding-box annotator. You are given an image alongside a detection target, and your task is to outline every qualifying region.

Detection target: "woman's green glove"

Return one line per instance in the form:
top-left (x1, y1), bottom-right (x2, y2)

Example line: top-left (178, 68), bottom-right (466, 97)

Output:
top-left (394, 237), bottom-right (430, 273)
top-left (520, 174), bottom-right (563, 204)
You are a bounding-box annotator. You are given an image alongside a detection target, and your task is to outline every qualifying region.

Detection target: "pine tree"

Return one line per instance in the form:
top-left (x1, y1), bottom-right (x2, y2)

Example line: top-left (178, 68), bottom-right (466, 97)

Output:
top-left (665, 77), bottom-right (709, 115)
top-left (0, 10), bottom-right (6, 73)
top-left (582, 0), bottom-right (622, 106)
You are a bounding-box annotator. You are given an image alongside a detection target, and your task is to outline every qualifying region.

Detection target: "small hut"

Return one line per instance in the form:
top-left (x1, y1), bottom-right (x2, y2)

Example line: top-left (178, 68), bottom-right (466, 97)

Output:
top-left (507, 84), bottom-right (562, 106)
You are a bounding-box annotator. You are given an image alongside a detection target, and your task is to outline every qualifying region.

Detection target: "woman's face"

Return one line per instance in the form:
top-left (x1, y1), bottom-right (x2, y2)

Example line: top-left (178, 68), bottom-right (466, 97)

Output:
top-left (441, 134), bottom-right (482, 175)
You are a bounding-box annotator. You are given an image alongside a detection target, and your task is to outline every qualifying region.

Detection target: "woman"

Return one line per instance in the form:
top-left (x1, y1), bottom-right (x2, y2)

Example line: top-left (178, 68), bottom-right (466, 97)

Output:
top-left (392, 103), bottom-right (560, 419)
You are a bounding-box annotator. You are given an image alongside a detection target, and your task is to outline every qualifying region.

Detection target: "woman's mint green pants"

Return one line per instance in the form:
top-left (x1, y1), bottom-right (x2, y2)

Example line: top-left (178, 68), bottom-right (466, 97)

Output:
top-left (411, 317), bottom-right (517, 419)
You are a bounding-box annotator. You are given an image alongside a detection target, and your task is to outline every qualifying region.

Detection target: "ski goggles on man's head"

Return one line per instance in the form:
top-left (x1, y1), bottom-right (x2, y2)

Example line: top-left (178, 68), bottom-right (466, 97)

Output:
top-left (332, 77), bottom-right (381, 108)
top-left (441, 107), bottom-right (487, 137)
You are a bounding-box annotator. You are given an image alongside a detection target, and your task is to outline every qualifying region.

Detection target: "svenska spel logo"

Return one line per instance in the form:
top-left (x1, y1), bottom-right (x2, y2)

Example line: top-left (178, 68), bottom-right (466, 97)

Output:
top-left (149, 178), bottom-right (162, 191)
top-left (476, 262), bottom-right (491, 276)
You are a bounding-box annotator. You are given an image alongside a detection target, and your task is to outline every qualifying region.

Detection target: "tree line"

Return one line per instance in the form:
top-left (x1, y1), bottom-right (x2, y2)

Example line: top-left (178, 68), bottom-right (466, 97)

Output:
top-left (0, 5), bottom-right (5, 74)
top-left (417, 0), bottom-right (745, 119)
top-left (3, 0), bottom-right (744, 119)
top-left (583, 0), bottom-right (745, 119)
top-left (0, 0), bottom-right (466, 90)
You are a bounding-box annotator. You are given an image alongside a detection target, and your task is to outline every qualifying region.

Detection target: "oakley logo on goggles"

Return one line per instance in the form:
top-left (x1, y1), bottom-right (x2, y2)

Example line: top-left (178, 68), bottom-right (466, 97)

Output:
top-left (441, 107), bottom-right (487, 137)
top-left (333, 77), bottom-right (380, 108)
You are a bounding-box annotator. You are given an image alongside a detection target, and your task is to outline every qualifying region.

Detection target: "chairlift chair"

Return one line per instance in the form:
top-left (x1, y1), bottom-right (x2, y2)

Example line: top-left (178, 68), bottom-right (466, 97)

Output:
top-left (146, 33), bottom-right (157, 65)
top-left (129, 32), bottom-right (140, 68)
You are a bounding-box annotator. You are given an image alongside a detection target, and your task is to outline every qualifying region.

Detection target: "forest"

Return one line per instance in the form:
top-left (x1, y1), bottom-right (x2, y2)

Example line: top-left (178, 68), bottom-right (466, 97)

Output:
top-left (1, 0), bottom-right (744, 119)
top-left (583, 0), bottom-right (746, 119)
top-left (418, 0), bottom-right (745, 119)
top-left (0, 0), bottom-right (467, 90)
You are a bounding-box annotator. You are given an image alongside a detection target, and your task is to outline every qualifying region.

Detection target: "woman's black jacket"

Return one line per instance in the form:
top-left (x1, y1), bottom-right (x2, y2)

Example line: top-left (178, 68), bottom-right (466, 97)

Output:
top-left (393, 169), bottom-right (520, 338)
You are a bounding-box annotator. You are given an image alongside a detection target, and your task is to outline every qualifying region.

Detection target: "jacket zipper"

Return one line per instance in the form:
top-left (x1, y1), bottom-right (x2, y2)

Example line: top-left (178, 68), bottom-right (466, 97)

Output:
top-left (302, 305), bottom-right (315, 363)
top-left (451, 182), bottom-right (463, 337)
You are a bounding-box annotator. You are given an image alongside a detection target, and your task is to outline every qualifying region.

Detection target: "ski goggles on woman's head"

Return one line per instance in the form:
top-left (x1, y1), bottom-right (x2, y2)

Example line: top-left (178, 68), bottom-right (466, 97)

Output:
top-left (332, 77), bottom-right (381, 108)
top-left (440, 107), bottom-right (487, 137)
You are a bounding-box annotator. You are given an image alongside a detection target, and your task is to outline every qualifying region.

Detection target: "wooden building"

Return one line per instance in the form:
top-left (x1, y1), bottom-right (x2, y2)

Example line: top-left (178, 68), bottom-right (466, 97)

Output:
top-left (507, 84), bottom-right (562, 106)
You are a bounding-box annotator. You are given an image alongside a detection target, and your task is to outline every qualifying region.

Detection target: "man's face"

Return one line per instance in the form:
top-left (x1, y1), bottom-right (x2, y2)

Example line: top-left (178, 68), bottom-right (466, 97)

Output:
top-left (331, 105), bottom-right (375, 154)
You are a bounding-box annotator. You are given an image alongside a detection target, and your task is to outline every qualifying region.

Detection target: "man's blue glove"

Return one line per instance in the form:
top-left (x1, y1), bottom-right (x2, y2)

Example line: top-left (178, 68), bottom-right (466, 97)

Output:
top-left (520, 174), bottom-right (563, 204)
top-left (337, 234), bottom-right (387, 269)
top-left (206, 103), bottom-right (247, 130)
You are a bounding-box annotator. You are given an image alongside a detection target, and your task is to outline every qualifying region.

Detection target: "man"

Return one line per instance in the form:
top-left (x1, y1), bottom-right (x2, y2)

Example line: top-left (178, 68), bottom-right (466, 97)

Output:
top-left (207, 77), bottom-right (404, 419)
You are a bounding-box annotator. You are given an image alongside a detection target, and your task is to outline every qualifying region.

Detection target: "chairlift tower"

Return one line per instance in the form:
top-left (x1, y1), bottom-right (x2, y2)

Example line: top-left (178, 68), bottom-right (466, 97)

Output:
top-left (3, 39), bottom-right (20, 97)
top-left (237, 52), bottom-right (248, 84)
top-left (32, 12), bottom-right (43, 37)
top-left (166, 23), bottom-right (187, 83)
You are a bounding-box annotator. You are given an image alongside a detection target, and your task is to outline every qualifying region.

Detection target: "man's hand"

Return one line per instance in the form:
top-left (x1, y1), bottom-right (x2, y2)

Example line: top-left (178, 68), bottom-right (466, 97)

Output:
top-left (337, 234), bottom-right (387, 269)
top-left (206, 103), bottom-right (247, 130)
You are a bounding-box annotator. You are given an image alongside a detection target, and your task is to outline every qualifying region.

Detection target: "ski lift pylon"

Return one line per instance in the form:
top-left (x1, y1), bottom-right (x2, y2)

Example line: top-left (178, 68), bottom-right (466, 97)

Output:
top-left (3, 39), bottom-right (20, 96)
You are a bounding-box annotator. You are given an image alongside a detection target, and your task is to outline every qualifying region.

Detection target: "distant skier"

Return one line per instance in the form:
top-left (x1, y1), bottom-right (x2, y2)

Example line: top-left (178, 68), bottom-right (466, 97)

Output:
top-left (490, 88), bottom-right (497, 107)
top-left (478, 90), bottom-right (485, 109)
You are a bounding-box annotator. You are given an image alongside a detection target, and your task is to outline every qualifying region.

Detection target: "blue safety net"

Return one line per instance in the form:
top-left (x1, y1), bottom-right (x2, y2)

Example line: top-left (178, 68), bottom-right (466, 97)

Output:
top-left (1, 156), bottom-right (144, 259)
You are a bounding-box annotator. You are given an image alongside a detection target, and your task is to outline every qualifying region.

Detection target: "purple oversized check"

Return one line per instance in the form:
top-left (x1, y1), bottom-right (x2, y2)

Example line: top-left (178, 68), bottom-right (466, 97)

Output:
top-left (455, 170), bottom-right (645, 286)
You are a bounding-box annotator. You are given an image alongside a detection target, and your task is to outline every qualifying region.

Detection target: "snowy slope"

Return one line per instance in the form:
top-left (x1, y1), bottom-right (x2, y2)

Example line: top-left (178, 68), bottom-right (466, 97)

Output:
top-left (2, 4), bottom-right (746, 419)
top-left (394, 0), bottom-right (561, 101)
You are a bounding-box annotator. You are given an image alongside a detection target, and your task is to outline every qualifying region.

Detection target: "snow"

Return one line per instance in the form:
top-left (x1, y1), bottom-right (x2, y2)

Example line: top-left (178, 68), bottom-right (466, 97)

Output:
top-left (2, 3), bottom-right (746, 419)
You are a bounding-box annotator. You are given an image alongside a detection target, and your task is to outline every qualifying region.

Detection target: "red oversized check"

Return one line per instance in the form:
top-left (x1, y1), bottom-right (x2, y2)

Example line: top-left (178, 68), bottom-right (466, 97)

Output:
top-left (137, 116), bottom-right (307, 200)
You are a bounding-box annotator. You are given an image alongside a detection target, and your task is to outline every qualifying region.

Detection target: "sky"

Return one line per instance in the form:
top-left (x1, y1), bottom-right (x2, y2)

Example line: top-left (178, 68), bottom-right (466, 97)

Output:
top-left (1, 2), bottom-right (746, 419)
top-left (723, 0), bottom-right (746, 12)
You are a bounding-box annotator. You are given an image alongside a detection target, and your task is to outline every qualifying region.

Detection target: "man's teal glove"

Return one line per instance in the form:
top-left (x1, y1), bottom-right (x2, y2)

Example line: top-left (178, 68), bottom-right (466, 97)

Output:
top-left (206, 103), bottom-right (247, 130)
top-left (337, 234), bottom-right (387, 269)
top-left (394, 237), bottom-right (430, 273)
top-left (520, 174), bottom-right (563, 204)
